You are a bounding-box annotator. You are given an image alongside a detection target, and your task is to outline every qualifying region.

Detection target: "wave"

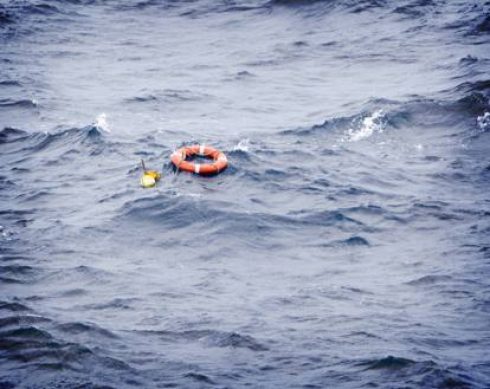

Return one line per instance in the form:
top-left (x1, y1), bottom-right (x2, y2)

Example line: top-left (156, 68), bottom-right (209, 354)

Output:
top-left (0, 0), bottom-right (486, 29)
top-left (99, 0), bottom-right (441, 18)
top-left (452, 93), bottom-right (489, 116)
top-left (110, 0), bottom-right (273, 17)
top-left (392, 0), bottom-right (436, 18)
top-left (267, 0), bottom-right (453, 18)
top-left (0, 127), bottom-right (27, 143)
top-left (0, 264), bottom-right (37, 284)
top-left (475, 14), bottom-right (490, 34)
top-left (342, 110), bottom-right (385, 142)
top-left (0, 80), bottom-right (21, 86)
top-left (269, 0), bottom-right (386, 11)
top-left (120, 194), bottom-right (365, 234)
top-left (56, 322), bottom-right (119, 339)
top-left (0, 124), bottom-right (108, 155)
top-left (354, 356), bottom-right (474, 388)
top-left (124, 89), bottom-right (210, 105)
top-left (0, 98), bottom-right (38, 109)
top-left (0, 300), bottom-right (32, 313)
top-left (280, 93), bottom-right (489, 141)
top-left (0, 305), bottom-right (136, 387)
top-left (478, 112), bottom-right (490, 131)
top-left (136, 329), bottom-right (268, 351)
top-left (78, 297), bottom-right (139, 311)
top-left (406, 274), bottom-right (453, 286)
top-left (326, 236), bottom-right (370, 247)
top-left (454, 80), bottom-right (490, 96)
top-left (0, 326), bottom-right (132, 370)
top-left (357, 355), bottom-right (417, 370)
top-left (0, 1), bottom-right (83, 39)
top-left (0, 2), bottom-right (61, 27)
top-left (19, 3), bottom-right (62, 16)
top-left (0, 7), bottom-right (15, 26)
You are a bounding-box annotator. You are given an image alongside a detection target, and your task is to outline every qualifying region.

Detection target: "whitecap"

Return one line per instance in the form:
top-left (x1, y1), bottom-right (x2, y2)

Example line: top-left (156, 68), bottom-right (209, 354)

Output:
top-left (94, 113), bottom-right (110, 133)
top-left (477, 112), bottom-right (490, 131)
top-left (233, 138), bottom-right (250, 152)
top-left (344, 110), bottom-right (385, 142)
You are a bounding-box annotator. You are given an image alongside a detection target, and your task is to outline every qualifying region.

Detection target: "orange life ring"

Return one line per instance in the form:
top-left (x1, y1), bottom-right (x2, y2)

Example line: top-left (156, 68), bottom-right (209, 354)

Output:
top-left (171, 144), bottom-right (228, 175)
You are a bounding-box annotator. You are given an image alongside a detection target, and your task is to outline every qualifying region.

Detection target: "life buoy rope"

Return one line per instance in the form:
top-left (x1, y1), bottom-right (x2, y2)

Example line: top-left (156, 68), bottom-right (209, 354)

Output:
top-left (171, 144), bottom-right (227, 175)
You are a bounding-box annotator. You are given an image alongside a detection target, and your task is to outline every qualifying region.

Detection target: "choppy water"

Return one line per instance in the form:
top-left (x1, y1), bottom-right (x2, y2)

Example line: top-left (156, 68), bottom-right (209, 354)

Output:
top-left (1, 1), bottom-right (490, 388)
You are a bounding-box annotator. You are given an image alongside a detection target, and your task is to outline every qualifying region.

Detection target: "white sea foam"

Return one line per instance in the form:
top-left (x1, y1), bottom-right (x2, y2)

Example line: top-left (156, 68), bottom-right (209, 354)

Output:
top-left (345, 110), bottom-right (385, 142)
top-left (477, 112), bottom-right (490, 131)
top-left (233, 138), bottom-right (250, 152)
top-left (95, 113), bottom-right (110, 133)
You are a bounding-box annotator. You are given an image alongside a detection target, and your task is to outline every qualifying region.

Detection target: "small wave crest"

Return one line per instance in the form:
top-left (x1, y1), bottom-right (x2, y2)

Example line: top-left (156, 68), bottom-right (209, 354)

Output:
top-left (232, 138), bottom-right (250, 152)
top-left (94, 113), bottom-right (110, 133)
top-left (358, 355), bottom-right (416, 370)
top-left (343, 110), bottom-right (385, 142)
top-left (0, 121), bottom-right (108, 158)
top-left (477, 112), bottom-right (490, 131)
top-left (137, 329), bottom-right (268, 351)
top-left (354, 356), bottom-right (473, 388)
top-left (0, 98), bottom-right (38, 109)
top-left (475, 14), bottom-right (490, 33)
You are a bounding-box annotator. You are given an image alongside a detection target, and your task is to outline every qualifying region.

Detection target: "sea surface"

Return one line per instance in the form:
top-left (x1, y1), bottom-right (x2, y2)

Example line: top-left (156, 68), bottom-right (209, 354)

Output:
top-left (1, 0), bottom-right (490, 388)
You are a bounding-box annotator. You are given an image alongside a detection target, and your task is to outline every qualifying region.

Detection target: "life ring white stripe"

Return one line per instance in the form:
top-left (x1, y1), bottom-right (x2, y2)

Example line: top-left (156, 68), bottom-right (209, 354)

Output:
top-left (171, 145), bottom-right (227, 175)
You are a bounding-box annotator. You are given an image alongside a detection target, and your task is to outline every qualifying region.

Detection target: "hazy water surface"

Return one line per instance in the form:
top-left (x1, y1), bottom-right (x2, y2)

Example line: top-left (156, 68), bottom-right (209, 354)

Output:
top-left (1, 1), bottom-right (490, 388)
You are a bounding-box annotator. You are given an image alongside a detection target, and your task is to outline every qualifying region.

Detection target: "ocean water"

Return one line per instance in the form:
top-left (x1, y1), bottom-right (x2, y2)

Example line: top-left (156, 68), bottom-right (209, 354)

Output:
top-left (1, 0), bottom-right (490, 388)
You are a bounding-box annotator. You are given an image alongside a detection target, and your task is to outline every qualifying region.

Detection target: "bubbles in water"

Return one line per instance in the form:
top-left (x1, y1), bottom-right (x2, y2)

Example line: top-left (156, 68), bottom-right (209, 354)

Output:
top-left (344, 110), bottom-right (385, 142)
top-left (95, 113), bottom-right (110, 133)
top-left (477, 112), bottom-right (490, 131)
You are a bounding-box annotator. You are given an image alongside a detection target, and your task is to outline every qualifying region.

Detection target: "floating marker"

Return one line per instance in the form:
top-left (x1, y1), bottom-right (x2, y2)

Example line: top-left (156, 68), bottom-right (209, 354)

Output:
top-left (140, 159), bottom-right (161, 188)
top-left (140, 174), bottom-right (156, 188)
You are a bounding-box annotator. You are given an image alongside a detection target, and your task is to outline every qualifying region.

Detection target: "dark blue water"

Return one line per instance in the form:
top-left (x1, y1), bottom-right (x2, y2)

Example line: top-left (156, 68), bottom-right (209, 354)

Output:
top-left (1, 1), bottom-right (490, 388)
